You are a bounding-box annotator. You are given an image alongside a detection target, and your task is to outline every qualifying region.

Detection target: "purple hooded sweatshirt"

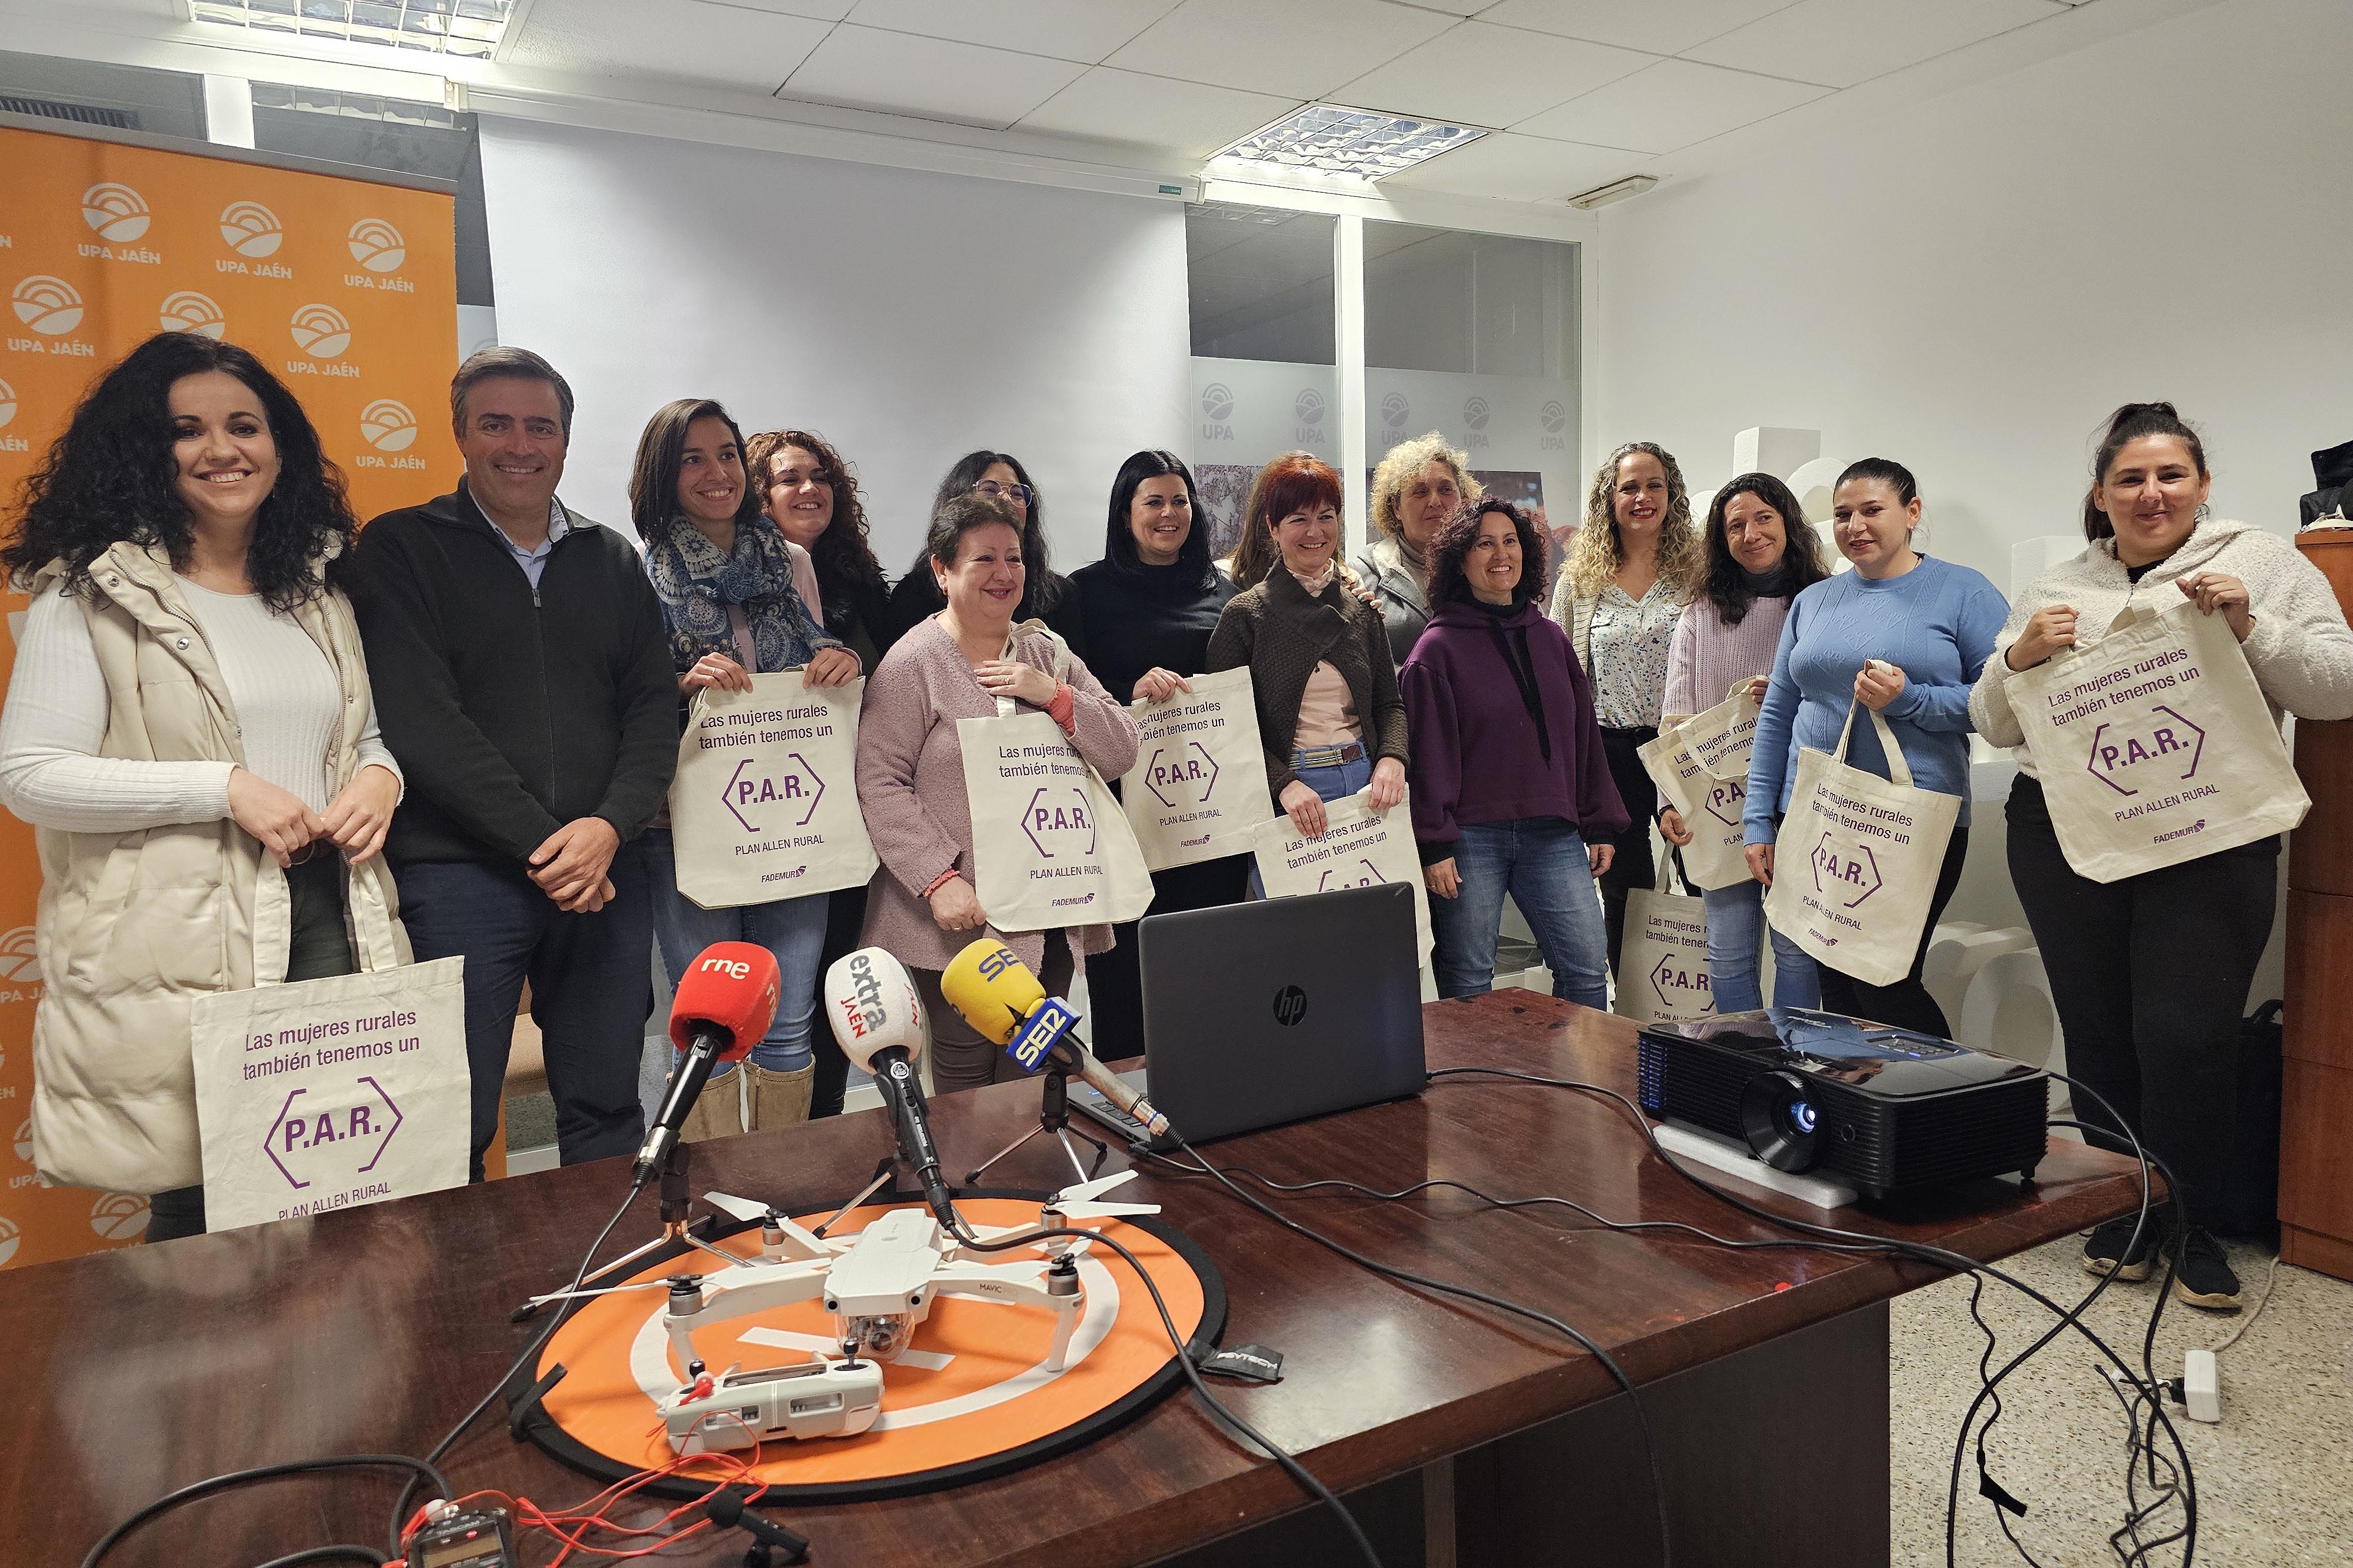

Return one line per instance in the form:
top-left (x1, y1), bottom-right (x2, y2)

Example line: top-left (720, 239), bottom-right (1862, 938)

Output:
top-left (1399, 596), bottom-right (1630, 865)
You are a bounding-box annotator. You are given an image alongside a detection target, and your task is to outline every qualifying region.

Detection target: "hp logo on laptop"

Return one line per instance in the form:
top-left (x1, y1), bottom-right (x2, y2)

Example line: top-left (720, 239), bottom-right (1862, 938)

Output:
top-left (1272, 986), bottom-right (1308, 1027)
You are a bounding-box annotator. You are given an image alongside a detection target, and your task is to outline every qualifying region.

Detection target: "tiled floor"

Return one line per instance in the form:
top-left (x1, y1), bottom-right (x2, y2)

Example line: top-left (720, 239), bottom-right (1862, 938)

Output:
top-left (1892, 1234), bottom-right (2352, 1566)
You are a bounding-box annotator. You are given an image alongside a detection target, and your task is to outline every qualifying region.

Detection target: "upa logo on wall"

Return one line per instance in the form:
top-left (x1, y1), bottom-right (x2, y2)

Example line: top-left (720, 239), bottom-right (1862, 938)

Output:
top-left (288, 303), bottom-right (355, 369)
top-left (0, 928), bottom-right (39, 983)
top-left (79, 182), bottom-right (150, 243)
top-left (219, 199), bottom-right (285, 259)
top-left (0, 1217), bottom-right (17, 1269)
top-left (159, 290), bottom-right (226, 339)
top-left (1380, 391), bottom-right (1410, 432)
top-left (1540, 399), bottom-right (1570, 452)
top-left (0, 378), bottom-right (19, 443)
top-left (11, 1118), bottom-right (29, 1166)
top-left (12, 275), bottom-right (85, 336)
top-left (361, 399), bottom-right (418, 451)
top-left (1463, 395), bottom-right (1491, 449)
top-left (1199, 381), bottom-right (1234, 442)
top-left (88, 1192), bottom-right (149, 1242)
top-left (346, 218), bottom-right (405, 273)
top-left (1294, 386), bottom-right (1324, 443)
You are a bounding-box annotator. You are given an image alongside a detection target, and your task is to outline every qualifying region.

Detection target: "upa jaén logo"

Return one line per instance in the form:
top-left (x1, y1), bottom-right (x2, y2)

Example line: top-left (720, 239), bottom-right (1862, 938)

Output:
top-left (289, 303), bottom-right (352, 360)
top-left (12, 275), bottom-right (85, 336)
top-left (160, 290), bottom-right (226, 339)
top-left (361, 399), bottom-right (419, 452)
top-left (80, 182), bottom-right (150, 242)
top-left (347, 218), bottom-right (406, 273)
top-left (220, 200), bottom-right (284, 258)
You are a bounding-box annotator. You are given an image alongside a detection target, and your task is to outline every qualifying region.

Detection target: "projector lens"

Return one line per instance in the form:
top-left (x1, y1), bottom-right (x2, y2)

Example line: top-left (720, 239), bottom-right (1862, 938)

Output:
top-left (1740, 1070), bottom-right (1823, 1173)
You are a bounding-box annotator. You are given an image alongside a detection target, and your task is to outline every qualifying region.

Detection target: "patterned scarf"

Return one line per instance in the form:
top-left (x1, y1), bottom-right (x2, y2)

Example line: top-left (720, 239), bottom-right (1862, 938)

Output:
top-left (645, 513), bottom-right (834, 673)
top-left (1287, 558), bottom-right (1338, 598)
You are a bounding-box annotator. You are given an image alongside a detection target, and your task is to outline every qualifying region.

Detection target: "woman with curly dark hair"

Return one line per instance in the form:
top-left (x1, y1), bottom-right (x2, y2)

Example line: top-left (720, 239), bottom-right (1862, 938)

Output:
top-left (0, 331), bottom-right (406, 1242)
top-left (1403, 498), bottom-right (1624, 1003)
top-left (744, 428), bottom-right (895, 673)
top-left (885, 450), bottom-right (1086, 654)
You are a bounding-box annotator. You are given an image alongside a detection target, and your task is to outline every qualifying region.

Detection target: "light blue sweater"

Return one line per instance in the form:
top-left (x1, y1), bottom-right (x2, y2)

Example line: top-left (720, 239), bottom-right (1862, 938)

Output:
top-left (1742, 556), bottom-right (2008, 845)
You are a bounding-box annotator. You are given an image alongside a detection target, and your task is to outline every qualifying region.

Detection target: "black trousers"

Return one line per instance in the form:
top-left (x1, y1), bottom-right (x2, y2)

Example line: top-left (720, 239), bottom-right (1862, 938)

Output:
top-left (146, 853), bottom-right (355, 1244)
top-left (806, 881), bottom-right (867, 1118)
top-left (1597, 725), bottom-right (1658, 976)
top-left (1086, 853), bottom-right (1251, 1059)
top-left (2005, 775), bottom-right (2277, 1227)
top-left (1812, 816), bottom-right (1969, 1037)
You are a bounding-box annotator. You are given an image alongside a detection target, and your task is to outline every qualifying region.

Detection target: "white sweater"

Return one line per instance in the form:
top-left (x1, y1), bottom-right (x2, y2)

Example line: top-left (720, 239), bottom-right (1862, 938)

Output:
top-left (1969, 518), bottom-right (2353, 776)
top-left (0, 578), bottom-right (401, 832)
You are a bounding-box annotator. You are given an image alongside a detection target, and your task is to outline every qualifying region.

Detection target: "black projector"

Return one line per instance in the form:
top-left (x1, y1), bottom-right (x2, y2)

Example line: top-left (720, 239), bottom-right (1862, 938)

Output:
top-left (1635, 1009), bottom-right (2048, 1200)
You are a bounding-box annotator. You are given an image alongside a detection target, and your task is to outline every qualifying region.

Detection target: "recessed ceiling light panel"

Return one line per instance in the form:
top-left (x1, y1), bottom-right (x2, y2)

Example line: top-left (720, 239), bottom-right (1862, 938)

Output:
top-left (189, 0), bottom-right (514, 61)
top-left (1210, 104), bottom-right (1486, 182)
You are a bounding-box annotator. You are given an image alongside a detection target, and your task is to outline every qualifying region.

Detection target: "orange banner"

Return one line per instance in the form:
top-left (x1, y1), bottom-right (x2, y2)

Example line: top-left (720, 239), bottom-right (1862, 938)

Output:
top-left (0, 124), bottom-right (461, 1268)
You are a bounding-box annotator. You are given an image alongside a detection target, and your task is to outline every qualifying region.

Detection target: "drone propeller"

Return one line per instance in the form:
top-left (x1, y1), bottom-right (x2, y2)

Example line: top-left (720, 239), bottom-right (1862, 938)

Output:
top-left (702, 1191), bottom-right (771, 1223)
top-left (704, 1192), bottom-right (834, 1259)
top-left (522, 1272), bottom-right (701, 1310)
top-left (1043, 1169), bottom-right (1160, 1222)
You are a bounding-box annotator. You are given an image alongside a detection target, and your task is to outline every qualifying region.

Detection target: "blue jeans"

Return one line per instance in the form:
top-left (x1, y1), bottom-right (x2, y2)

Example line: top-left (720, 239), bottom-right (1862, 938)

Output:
top-left (641, 828), bottom-right (828, 1076)
top-left (1700, 878), bottom-right (1820, 1013)
top-left (1431, 819), bottom-right (1610, 1009)
top-left (395, 842), bottom-right (653, 1180)
top-left (1251, 750), bottom-right (1375, 898)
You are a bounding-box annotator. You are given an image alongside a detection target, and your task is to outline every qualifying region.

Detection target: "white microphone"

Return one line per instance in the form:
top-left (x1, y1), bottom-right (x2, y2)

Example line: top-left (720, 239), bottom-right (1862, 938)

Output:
top-left (824, 947), bottom-right (956, 1223)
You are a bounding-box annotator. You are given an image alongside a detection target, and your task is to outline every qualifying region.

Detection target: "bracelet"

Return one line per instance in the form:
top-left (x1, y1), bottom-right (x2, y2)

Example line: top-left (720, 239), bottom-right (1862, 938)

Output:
top-left (1047, 682), bottom-right (1076, 734)
top-left (920, 869), bottom-right (959, 901)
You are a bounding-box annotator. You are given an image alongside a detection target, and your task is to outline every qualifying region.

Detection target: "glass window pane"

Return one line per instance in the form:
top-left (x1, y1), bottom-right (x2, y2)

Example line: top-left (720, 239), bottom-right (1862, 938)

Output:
top-left (1364, 221), bottom-right (1581, 596)
top-left (1187, 201), bottom-right (1338, 562)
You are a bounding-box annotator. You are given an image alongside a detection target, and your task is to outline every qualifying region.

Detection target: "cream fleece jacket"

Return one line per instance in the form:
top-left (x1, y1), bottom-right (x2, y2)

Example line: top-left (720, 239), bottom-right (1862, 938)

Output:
top-left (1970, 518), bottom-right (2353, 776)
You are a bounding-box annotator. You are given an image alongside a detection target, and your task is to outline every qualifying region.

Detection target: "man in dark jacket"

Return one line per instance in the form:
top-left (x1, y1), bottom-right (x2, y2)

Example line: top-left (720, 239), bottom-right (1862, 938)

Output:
top-left (351, 347), bottom-right (676, 1178)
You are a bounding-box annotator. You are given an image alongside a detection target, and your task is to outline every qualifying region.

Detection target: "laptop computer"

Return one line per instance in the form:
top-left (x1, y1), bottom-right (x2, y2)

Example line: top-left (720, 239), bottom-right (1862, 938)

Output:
top-left (1071, 882), bottom-right (1427, 1150)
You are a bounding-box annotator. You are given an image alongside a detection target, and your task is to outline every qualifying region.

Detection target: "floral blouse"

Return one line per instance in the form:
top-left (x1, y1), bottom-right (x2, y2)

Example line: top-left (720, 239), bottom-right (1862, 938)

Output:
top-left (1588, 578), bottom-right (1683, 729)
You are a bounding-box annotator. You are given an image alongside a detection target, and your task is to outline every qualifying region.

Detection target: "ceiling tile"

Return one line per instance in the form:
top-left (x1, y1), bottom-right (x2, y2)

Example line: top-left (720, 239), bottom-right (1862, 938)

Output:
top-left (699, 0), bottom-right (858, 21)
top-left (1474, 0), bottom-right (1797, 56)
top-left (505, 0), bottom-right (831, 91)
top-left (780, 25), bottom-right (1088, 129)
top-left (1015, 68), bottom-right (1298, 158)
top-left (1684, 0), bottom-right (2068, 89)
top-left (1379, 130), bottom-right (1651, 201)
top-left (1331, 20), bottom-right (1656, 128)
top-left (1105, 0), bottom-right (1459, 101)
top-left (840, 1), bottom-right (1181, 64)
top-left (1515, 58), bottom-right (1825, 153)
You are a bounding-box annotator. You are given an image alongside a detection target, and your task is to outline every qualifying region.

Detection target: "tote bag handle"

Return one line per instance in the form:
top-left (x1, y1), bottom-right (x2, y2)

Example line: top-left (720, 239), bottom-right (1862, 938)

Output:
top-left (1830, 699), bottom-right (1916, 790)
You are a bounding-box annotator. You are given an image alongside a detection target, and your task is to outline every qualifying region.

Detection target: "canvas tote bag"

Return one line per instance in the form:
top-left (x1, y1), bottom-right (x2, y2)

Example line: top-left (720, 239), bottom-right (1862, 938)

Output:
top-left (1249, 786), bottom-right (1434, 956)
top-left (1638, 682), bottom-right (1761, 891)
top-left (1118, 666), bottom-right (1272, 870)
top-left (2002, 598), bottom-right (2308, 882)
top-left (1614, 853), bottom-right (1717, 1025)
top-left (1764, 702), bottom-right (1961, 987)
top-left (190, 853), bottom-right (468, 1232)
top-left (668, 673), bottom-right (876, 909)
top-left (958, 622), bottom-right (1155, 932)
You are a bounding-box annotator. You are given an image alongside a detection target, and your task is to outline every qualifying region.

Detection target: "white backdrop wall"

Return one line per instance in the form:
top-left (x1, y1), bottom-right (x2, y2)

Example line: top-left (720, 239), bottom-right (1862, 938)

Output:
top-left (1592, 0), bottom-right (2353, 596)
top-left (476, 117), bottom-right (1191, 573)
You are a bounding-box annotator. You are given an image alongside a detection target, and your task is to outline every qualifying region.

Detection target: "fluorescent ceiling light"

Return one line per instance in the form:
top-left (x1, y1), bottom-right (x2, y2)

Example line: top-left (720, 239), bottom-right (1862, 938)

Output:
top-left (188, 0), bottom-right (514, 60)
top-left (1211, 104), bottom-right (1485, 182)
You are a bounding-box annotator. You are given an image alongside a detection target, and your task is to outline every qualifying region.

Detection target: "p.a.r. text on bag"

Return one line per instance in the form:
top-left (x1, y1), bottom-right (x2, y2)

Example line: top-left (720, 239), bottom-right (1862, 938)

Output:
top-left (1764, 702), bottom-right (1961, 988)
top-left (1119, 666), bottom-right (1272, 871)
top-left (1614, 858), bottom-right (1716, 1025)
top-left (958, 623), bottom-right (1156, 932)
top-left (190, 855), bottom-right (468, 1232)
top-left (1249, 787), bottom-right (1433, 956)
top-left (2001, 598), bottom-right (2308, 882)
top-left (668, 673), bottom-right (877, 909)
top-left (1639, 682), bottom-right (1760, 892)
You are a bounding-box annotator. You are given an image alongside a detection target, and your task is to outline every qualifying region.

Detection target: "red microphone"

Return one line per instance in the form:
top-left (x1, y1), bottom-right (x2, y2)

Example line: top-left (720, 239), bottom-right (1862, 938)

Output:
top-left (636, 942), bottom-right (781, 1185)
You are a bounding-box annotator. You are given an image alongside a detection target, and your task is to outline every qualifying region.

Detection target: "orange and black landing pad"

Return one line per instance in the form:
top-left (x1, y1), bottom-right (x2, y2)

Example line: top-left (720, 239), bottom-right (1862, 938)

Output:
top-left (504, 1190), bottom-right (1225, 1502)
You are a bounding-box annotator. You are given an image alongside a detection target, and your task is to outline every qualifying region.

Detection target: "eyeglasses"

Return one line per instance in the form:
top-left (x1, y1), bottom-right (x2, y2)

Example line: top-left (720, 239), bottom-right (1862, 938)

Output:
top-left (974, 480), bottom-right (1033, 507)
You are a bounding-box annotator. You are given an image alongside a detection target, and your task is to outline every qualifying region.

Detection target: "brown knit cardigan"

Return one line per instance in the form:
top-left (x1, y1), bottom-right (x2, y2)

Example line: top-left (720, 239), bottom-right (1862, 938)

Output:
top-left (1205, 565), bottom-right (1409, 806)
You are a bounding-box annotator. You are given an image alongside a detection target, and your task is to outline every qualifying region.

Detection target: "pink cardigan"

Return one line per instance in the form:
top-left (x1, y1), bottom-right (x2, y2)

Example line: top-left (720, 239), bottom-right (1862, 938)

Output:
top-left (855, 616), bottom-right (1141, 975)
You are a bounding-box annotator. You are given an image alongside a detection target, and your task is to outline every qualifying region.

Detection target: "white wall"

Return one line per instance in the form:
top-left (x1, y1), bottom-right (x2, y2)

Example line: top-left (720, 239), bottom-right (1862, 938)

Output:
top-left (476, 117), bottom-right (1191, 573)
top-left (1594, 0), bottom-right (2353, 593)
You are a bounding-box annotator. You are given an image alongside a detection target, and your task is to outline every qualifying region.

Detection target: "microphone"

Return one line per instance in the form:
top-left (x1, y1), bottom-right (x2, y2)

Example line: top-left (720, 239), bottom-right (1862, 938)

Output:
top-left (634, 941), bottom-right (780, 1187)
top-left (705, 1490), bottom-right (810, 1562)
top-left (823, 947), bottom-right (956, 1223)
top-left (939, 939), bottom-right (1172, 1138)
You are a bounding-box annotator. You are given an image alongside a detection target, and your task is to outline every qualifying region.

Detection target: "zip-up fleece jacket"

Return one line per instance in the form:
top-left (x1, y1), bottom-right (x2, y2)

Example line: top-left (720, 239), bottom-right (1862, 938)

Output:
top-left (348, 483), bottom-right (678, 866)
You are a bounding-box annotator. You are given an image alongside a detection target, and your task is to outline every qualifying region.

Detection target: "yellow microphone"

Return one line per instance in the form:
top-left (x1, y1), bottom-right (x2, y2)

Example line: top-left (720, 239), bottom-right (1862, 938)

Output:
top-left (941, 938), bottom-right (1172, 1138)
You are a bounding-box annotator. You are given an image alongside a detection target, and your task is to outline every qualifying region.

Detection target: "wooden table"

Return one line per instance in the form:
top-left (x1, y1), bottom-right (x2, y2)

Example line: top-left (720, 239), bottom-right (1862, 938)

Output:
top-left (6, 993), bottom-right (2145, 1568)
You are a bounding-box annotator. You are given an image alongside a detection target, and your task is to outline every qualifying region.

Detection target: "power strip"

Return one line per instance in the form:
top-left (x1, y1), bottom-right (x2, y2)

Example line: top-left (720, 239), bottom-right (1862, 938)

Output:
top-left (2101, 1355), bottom-right (2221, 1424)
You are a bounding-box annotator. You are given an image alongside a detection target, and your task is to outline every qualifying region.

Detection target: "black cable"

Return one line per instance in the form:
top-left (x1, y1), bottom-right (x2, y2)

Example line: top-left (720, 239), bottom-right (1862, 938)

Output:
top-left (1136, 1131), bottom-right (1675, 1568)
top-left (249, 1550), bottom-right (391, 1568)
top-left (386, 1178), bottom-right (645, 1558)
top-left (1422, 1063), bottom-right (2197, 1568)
top-left (949, 1215), bottom-right (1387, 1568)
top-left (79, 1456), bottom-right (444, 1568)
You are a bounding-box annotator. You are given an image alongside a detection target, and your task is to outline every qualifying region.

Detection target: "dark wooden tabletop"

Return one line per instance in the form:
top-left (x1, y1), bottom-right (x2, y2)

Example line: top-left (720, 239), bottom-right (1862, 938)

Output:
top-left (6, 993), bottom-right (2144, 1568)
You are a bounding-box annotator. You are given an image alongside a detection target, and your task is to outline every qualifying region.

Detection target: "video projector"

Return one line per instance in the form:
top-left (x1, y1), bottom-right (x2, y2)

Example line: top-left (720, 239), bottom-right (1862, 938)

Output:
top-left (1635, 1009), bottom-right (2049, 1200)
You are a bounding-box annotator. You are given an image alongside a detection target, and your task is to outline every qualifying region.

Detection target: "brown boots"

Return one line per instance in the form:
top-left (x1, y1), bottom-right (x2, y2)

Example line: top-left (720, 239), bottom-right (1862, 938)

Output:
top-left (677, 1063), bottom-right (815, 1143)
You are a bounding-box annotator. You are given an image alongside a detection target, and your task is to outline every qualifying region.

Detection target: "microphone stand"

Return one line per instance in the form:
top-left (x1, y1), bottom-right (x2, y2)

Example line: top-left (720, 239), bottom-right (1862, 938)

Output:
top-left (963, 1055), bottom-right (1108, 1188)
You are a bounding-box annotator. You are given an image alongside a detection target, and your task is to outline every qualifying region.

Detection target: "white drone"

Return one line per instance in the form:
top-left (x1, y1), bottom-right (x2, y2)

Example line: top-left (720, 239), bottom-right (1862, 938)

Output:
top-left (525, 1172), bottom-right (1158, 1454)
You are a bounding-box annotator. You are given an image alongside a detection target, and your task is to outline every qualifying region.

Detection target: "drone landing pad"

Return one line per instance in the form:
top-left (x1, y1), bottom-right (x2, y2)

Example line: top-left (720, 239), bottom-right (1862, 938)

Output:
top-left (507, 1192), bottom-right (1224, 1502)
